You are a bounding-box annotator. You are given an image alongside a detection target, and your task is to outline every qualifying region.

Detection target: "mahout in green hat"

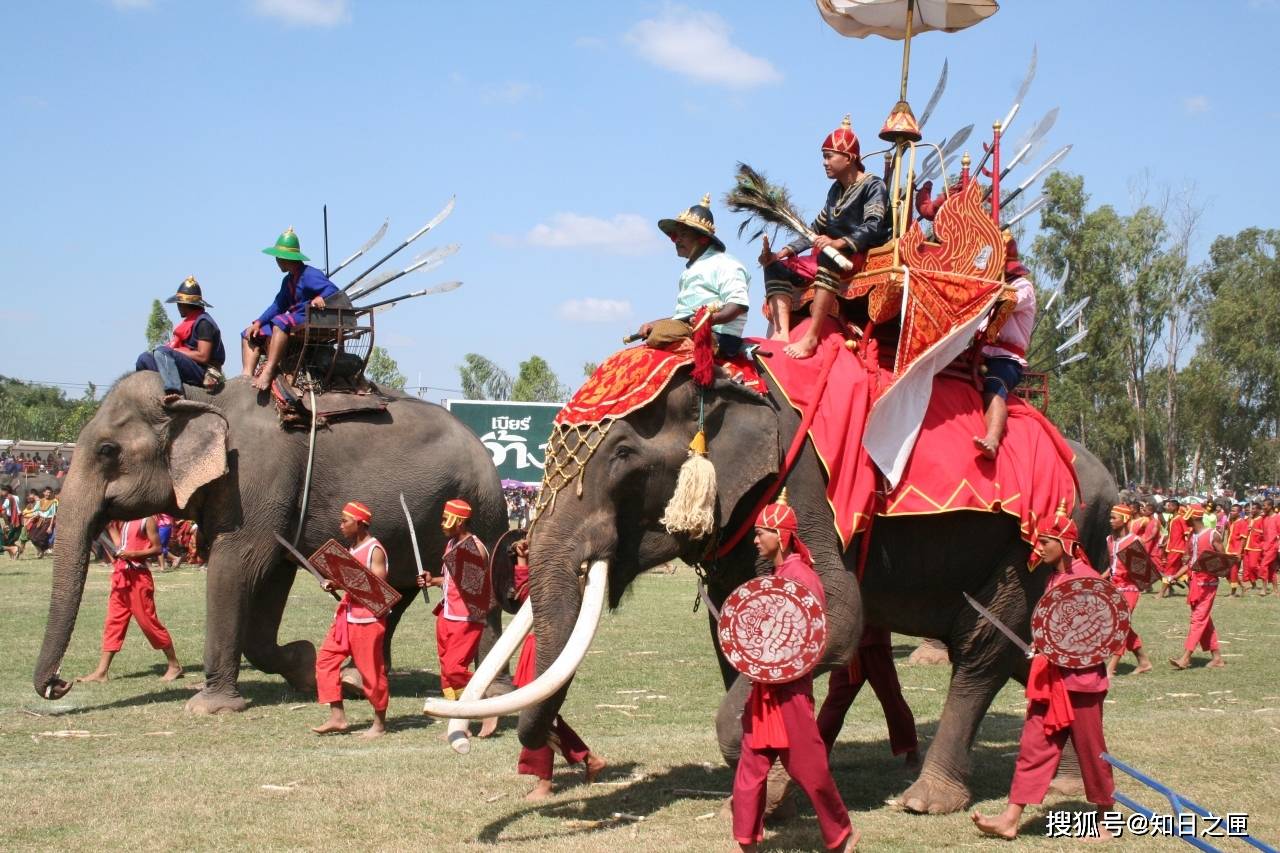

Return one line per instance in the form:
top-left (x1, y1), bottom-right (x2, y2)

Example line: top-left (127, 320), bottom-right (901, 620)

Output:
top-left (262, 226), bottom-right (310, 262)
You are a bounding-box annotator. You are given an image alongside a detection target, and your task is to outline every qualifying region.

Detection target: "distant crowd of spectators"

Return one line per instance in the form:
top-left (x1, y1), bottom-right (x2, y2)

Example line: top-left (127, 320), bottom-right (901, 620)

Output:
top-left (505, 486), bottom-right (536, 529)
top-left (2, 450), bottom-right (70, 478)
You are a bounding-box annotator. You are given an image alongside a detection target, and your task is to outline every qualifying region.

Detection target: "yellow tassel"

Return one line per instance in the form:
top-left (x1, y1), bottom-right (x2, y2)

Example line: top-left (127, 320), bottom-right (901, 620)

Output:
top-left (688, 429), bottom-right (707, 455)
top-left (660, 442), bottom-right (717, 539)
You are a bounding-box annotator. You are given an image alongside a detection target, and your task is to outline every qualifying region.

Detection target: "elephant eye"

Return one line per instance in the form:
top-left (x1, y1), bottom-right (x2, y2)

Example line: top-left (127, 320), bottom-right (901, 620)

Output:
top-left (613, 445), bottom-right (635, 460)
top-left (97, 441), bottom-right (120, 460)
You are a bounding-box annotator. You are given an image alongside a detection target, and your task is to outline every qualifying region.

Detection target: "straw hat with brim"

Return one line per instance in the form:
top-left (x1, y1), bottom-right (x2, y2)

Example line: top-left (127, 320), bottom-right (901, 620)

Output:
top-left (165, 276), bottom-right (213, 308)
top-left (658, 194), bottom-right (725, 252)
top-left (262, 226), bottom-right (310, 262)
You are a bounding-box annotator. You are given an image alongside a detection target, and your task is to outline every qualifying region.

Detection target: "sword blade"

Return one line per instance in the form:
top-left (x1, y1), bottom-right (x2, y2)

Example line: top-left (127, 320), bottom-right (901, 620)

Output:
top-left (962, 592), bottom-right (1033, 657)
top-left (1003, 144), bottom-right (1072, 207)
top-left (273, 532), bottom-right (342, 600)
top-left (1000, 193), bottom-right (1046, 229)
top-left (364, 281), bottom-right (463, 313)
top-left (977, 46), bottom-right (1039, 172)
top-left (342, 196), bottom-right (456, 292)
top-left (400, 492), bottom-right (430, 602)
top-left (349, 243), bottom-right (459, 301)
top-left (917, 59), bottom-right (948, 130)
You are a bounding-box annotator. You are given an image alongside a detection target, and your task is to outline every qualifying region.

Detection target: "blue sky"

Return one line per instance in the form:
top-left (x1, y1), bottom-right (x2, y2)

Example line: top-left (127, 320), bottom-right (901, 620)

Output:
top-left (4, 1), bottom-right (1278, 401)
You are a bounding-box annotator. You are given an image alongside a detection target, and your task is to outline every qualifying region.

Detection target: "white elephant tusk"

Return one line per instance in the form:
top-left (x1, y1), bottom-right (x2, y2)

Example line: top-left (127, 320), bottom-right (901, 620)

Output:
top-left (423, 560), bottom-right (608, 722)
top-left (440, 597), bottom-right (534, 754)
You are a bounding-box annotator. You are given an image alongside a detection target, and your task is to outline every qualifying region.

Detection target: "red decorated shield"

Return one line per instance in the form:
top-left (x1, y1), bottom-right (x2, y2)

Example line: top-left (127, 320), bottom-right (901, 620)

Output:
top-left (718, 576), bottom-right (827, 684)
top-left (1117, 537), bottom-right (1161, 591)
top-left (309, 539), bottom-right (402, 618)
top-left (1031, 576), bottom-right (1129, 669)
top-left (1192, 551), bottom-right (1238, 579)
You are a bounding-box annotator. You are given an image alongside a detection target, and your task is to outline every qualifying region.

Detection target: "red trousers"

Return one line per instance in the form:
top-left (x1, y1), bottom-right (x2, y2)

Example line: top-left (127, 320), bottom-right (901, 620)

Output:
top-left (1118, 588), bottom-right (1143, 652)
top-left (1229, 556), bottom-right (1243, 585)
top-left (316, 618), bottom-right (388, 711)
top-left (1184, 584), bottom-right (1220, 653)
top-left (733, 681), bottom-right (853, 850)
top-left (1009, 692), bottom-right (1113, 807)
top-left (1162, 551), bottom-right (1185, 578)
top-left (518, 716), bottom-right (591, 779)
top-left (436, 617), bottom-right (483, 692)
top-left (1243, 551), bottom-right (1263, 583)
top-left (816, 644), bottom-right (918, 756)
top-left (102, 568), bottom-right (172, 652)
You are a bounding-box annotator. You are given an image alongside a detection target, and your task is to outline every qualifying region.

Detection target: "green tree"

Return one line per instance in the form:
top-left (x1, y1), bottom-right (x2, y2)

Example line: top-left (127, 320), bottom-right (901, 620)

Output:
top-left (458, 354), bottom-right (512, 400)
top-left (0, 376), bottom-right (100, 442)
top-left (145, 299), bottom-right (172, 350)
top-left (583, 361), bottom-right (599, 378)
top-left (365, 346), bottom-right (406, 390)
top-left (512, 355), bottom-right (568, 403)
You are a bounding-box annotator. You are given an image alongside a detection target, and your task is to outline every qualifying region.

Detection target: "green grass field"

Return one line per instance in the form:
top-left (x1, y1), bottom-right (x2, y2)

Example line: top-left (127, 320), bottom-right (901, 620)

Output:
top-left (2, 553), bottom-right (1278, 851)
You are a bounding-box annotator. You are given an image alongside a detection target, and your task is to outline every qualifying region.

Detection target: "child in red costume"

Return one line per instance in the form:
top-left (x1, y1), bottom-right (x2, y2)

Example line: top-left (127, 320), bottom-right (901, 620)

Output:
top-left (1104, 504), bottom-right (1153, 677)
top-left (732, 496), bottom-right (858, 853)
top-left (1226, 504), bottom-right (1248, 596)
top-left (510, 538), bottom-right (607, 800)
top-left (972, 508), bottom-right (1115, 840)
top-left (419, 499), bottom-right (492, 700)
top-left (313, 501), bottom-right (390, 737)
top-left (77, 517), bottom-right (183, 684)
top-left (1168, 505), bottom-right (1227, 670)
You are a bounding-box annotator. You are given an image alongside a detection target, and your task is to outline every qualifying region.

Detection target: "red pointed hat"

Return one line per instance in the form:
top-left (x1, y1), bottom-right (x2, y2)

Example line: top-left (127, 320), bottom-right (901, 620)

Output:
top-left (821, 114), bottom-right (861, 161)
top-left (755, 488), bottom-right (811, 562)
top-left (1037, 500), bottom-right (1081, 553)
top-left (443, 498), bottom-right (472, 523)
top-left (342, 501), bottom-right (372, 523)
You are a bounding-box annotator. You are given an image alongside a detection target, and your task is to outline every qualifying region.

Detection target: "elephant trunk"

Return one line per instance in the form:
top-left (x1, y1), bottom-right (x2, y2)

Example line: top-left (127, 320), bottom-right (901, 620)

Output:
top-left (33, 477), bottom-right (104, 700)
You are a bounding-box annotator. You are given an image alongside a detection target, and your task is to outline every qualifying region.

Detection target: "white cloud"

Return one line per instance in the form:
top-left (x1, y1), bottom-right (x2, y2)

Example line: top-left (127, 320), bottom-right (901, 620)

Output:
top-left (251, 0), bottom-right (350, 28)
top-left (520, 213), bottom-right (663, 255)
top-left (481, 81), bottom-right (540, 104)
top-left (624, 6), bottom-right (781, 89)
top-left (1184, 95), bottom-right (1210, 115)
top-left (558, 298), bottom-right (633, 324)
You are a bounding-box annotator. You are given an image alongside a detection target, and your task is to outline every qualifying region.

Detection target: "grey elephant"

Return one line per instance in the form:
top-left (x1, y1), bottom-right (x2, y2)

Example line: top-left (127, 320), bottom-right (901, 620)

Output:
top-left (430, 368), bottom-right (1115, 815)
top-left (33, 371), bottom-right (506, 714)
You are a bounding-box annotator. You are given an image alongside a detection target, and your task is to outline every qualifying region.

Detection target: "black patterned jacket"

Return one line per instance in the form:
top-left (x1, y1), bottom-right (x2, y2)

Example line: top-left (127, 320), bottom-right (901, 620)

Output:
top-left (786, 173), bottom-right (891, 255)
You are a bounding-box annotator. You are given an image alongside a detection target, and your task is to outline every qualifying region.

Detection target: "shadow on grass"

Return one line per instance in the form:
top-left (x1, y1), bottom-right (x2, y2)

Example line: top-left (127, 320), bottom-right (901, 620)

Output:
top-left (50, 678), bottom-right (302, 715)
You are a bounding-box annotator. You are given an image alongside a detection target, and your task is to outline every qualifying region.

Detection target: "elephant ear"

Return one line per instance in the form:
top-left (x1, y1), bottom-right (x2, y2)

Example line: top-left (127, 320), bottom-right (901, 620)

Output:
top-left (703, 379), bottom-right (780, 528)
top-left (165, 400), bottom-right (229, 509)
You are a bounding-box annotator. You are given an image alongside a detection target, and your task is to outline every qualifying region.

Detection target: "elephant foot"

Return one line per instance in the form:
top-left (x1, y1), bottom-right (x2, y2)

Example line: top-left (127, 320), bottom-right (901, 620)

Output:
top-left (908, 639), bottom-right (951, 666)
top-left (900, 771), bottom-right (970, 815)
top-left (340, 666), bottom-right (365, 699)
top-left (185, 689), bottom-right (248, 715)
top-left (277, 640), bottom-right (317, 693)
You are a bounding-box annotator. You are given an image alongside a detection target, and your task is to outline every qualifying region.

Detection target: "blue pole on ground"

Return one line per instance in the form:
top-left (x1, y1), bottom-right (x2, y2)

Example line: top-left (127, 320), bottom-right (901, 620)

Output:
top-left (1104, 753), bottom-right (1277, 852)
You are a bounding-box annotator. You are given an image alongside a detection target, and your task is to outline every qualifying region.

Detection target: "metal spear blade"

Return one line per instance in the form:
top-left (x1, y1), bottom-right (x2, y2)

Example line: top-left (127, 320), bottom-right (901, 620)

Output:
top-left (1056, 327), bottom-right (1088, 353)
top-left (919, 123), bottom-right (974, 182)
top-left (962, 592), bottom-right (1033, 658)
top-left (1058, 351), bottom-right (1088, 368)
top-left (329, 218), bottom-right (389, 279)
top-left (1001, 194), bottom-right (1046, 229)
top-left (1056, 296), bottom-right (1091, 330)
top-left (1003, 144), bottom-right (1073, 206)
top-left (918, 59), bottom-right (948, 130)
top-left (977, 45), bottom-right (1038, 172)
top-left (342, 196), bottom-right (456, 292)
top-left (1042, 288), bottom-right (1061, 313)
top-left (365, 281), bottom-right (463, 313)
top-left (348, 243), bottom-right (460, 300)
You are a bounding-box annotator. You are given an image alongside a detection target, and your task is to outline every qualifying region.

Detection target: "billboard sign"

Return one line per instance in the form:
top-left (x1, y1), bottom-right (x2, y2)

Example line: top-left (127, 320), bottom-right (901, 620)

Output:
top-left (444, 400), bottom-right (561, 485)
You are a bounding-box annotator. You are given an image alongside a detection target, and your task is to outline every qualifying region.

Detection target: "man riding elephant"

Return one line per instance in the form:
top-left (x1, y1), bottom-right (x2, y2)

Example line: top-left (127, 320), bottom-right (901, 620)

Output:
top-left (136, 276), bottom-right (225, 404)
top-left (241, 227), bottom-right (340, 392)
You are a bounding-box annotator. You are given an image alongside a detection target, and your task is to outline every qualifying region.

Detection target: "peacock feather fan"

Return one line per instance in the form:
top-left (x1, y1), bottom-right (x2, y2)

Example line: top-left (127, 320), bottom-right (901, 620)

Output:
top-left (723, 162), bottom-right (814, 244)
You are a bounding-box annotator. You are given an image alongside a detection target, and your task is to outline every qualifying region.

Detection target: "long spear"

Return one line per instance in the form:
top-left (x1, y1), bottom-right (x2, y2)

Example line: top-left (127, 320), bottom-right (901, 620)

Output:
top-left (328, 219), bottom-right (389, 279)
top-left (362, 281), bottom-right (463, 314)
top-left (917, 59), bottom-right (948, 131)
top-left (348, 243), bottom-right (460, 301)
top-left (1001, 145), bottom-right (1072, 208)
top-left (975, 45), bottom-right (1037, 174)
top-left (342, 196), bottom-right (456, 293)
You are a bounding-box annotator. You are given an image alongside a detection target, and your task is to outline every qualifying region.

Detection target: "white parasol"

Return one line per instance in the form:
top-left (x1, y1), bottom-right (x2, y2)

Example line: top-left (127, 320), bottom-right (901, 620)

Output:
top-left (816, 0), bottom-right (998, 40)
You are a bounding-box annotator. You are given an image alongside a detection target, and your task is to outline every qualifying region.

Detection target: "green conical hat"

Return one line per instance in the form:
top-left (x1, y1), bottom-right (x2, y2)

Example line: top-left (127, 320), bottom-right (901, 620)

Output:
top-left (262, 226), bottom-right (310, 262)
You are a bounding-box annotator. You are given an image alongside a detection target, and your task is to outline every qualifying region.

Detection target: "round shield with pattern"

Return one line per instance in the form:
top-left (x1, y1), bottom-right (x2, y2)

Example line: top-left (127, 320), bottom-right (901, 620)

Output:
top-left (718, 576), bottom-right (827, 684)
top-left (1032, 576), bottom-right (1130, 669)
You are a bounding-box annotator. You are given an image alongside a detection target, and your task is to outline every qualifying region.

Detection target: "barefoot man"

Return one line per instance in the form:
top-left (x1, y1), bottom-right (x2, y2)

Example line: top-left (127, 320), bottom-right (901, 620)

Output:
top-left (972, 510), bottom-right (1115, 840)
top-left (78, 517), bottom-right (182, 684)
top-left (973, 235), bottom-right (1037, 459)
top-left (1104, 504), bottom-right (1153, 677)
top-left (313, 500), bottom-right (391, 737)
top-left (733, 495), bottom-right (859, 853)
top-left (510, 538), bottom-right (606, 800)
top-left (241, 227), bottom-right (339, 391)
top-left (1168, 505), bottom-right (1227, 671)
top-left (759, 114), bottom-right (890, 357)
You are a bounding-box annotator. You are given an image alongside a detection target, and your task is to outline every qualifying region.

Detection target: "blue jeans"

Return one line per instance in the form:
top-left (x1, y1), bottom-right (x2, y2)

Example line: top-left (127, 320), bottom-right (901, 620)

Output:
top-left (136, 347), bottom-right (206, 394)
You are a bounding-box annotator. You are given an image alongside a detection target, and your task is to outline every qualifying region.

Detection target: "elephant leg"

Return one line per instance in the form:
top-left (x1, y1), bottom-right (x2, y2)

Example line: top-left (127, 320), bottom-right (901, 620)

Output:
top-left (380, 589), bottom-right (420, 669)
top-left (186, 548), bottom-right (251, 714)
top-left (901, 562), bottom-right (1032, 814)
top-left (242, 563), bottom-right (316, 694)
